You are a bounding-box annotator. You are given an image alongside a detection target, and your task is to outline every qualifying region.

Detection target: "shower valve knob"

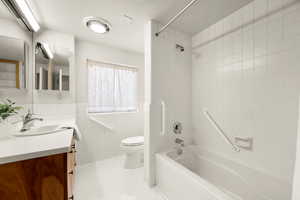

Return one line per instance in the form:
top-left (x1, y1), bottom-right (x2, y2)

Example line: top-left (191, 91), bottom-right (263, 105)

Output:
top-left (173, 122), bottom-right (182, 134)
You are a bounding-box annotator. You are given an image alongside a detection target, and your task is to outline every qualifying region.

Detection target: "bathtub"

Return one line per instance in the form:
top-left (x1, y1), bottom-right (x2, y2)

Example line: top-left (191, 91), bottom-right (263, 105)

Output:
top-left (156, 145), bottom-right (291, 200)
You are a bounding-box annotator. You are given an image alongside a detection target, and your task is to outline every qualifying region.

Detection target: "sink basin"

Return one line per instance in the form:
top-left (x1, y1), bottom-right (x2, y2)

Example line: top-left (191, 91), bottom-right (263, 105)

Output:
top-left (13, 125), bottom-right (64, 137)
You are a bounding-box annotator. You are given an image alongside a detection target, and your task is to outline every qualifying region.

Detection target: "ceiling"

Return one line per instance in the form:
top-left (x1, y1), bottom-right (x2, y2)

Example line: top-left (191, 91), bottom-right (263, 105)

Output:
top-left (0, 0), bottom-right (253, 53)
top-left (0, 2), bottom-right (13, 19)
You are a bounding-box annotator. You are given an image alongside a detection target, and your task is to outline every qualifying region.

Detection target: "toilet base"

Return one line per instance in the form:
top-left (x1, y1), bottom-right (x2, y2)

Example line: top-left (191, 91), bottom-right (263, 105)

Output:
top-left (124, 151), bottom-right (144, 169)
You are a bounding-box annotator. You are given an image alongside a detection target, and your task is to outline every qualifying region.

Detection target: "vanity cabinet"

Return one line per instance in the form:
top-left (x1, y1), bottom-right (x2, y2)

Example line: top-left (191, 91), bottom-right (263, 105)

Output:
top-left (0, 138), bottom-right (76, 200)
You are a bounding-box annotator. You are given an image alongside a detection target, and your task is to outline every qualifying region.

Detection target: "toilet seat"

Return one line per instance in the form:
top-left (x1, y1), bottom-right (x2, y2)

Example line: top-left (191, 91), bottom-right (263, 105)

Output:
top-left (121, 136), bottom-right (144, 147)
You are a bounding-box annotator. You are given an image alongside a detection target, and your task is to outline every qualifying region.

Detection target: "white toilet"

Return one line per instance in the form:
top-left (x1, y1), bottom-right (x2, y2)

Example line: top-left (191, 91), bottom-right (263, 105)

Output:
top-left (121, 136), bottom-right (144, 169)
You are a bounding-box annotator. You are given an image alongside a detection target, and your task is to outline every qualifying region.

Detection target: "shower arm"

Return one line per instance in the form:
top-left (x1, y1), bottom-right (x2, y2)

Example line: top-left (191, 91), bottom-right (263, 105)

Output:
top-left (203, 109), bottom-right (240, 152)
top-left (155, 0), bottom-right (200, 37)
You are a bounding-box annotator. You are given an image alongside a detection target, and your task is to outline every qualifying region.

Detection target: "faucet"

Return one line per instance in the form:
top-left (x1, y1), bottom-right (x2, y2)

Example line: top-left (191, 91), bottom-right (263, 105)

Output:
top-left (175, 138), bottom-right (184, 155)
top-left (21, 111), bottom-right (43, 132)
top-left (175, 138), bottom-right (184, 147)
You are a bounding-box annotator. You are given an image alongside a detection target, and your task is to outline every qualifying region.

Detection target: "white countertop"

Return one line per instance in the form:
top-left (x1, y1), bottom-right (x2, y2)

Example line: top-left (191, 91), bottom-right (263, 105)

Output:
top-left (0, 129), bottom-right (74, 165)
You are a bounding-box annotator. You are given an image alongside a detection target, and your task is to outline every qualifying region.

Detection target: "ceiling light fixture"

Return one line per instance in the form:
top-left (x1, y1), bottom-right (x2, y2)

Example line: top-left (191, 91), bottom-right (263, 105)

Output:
top-left (83, 16), bottom-right (111, 34)
top-left (37, 42), bottom-right (53, 60)
top-left (1, 0), bottom-right (40, 32)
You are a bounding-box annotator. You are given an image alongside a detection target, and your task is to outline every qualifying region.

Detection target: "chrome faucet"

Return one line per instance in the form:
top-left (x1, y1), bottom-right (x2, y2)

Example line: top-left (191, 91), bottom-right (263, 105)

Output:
top-left (21, 111), bottom-right (43, 132)
top-left (175, 138), bottom-right (184, 147)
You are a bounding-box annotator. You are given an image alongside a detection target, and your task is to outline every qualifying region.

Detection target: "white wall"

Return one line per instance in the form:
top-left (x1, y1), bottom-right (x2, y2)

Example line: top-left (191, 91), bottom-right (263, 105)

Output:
top-left (144, 21), bottom-right (192, 186)
top-left (293, 98), bottom-right (300, 199)
top-left (192, 0), bottom-right (300, 198)
top-left (75, 40), bottom-right (144, 165)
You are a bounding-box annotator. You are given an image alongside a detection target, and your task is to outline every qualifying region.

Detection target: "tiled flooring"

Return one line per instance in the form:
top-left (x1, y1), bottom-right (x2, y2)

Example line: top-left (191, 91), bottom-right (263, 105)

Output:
top-left (74, 156), bottom-right (165, 200)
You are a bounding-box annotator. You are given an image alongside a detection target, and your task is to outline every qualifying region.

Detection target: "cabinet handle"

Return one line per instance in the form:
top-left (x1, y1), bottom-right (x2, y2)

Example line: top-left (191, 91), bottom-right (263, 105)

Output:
top-left (68, 195), bottom-right (74, 200)
top-left (69, 149), bottom-right (77, 153)
top-left (69, 170), bottom-right (74, 175)
top-left (71, 144), bottom-right (75, 148)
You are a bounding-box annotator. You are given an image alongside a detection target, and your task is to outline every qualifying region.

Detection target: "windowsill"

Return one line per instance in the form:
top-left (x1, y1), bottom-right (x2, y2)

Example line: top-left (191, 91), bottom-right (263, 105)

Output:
top-left (35, 89), bottom-right (70, 94)
top-left (0, 88), bottom-right (28, 93)
top-left (88, 110), bottom-right (139, 116)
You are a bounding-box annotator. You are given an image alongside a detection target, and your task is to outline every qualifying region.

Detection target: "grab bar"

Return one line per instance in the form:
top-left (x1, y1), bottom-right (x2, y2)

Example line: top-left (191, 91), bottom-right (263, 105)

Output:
top-left (89, 116), bottom-right (113, 131)
top-left (203, 109), bottom-right (240, 152)
top-left (161, 101), bottom-right (166, 136)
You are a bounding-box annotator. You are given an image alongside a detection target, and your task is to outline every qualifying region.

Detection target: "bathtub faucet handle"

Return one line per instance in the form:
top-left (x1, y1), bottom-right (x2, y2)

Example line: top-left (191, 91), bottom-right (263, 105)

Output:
top-left (175, 138), bottom-right (184, 147)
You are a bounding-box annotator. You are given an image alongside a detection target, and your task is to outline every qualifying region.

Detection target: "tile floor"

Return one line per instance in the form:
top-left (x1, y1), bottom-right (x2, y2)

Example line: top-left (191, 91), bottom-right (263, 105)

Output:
top-left (74, 156), bottom-right (165, 200)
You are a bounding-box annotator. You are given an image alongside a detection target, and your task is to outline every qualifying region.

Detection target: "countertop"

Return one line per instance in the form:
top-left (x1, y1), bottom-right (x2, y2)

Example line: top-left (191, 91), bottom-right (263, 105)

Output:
top-left (0, 129), bottom-right (74, 165)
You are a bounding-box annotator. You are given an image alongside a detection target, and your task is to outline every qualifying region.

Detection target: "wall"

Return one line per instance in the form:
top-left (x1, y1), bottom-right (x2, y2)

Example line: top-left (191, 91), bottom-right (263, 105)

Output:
top-left (192, 0), bottom-right (300, 198)
top-left (75, 40), bottom-right (144, 165)
top-left (293, 98), bottom-right (300, 199)
top-left (144, 21), bottom-right (192, 186)
top-left (0, 18), bottom-right (33, 113)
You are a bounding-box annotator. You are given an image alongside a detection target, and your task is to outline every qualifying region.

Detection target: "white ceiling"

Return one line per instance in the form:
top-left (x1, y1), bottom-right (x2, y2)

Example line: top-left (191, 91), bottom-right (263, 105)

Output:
top-left (1, 0), bottom-right (253, 53)
top-left (0, 2), bottom-right (13, 19)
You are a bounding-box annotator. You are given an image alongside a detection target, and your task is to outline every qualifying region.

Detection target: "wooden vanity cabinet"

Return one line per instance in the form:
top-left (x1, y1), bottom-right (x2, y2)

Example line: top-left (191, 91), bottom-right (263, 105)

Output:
top-left (0, 138), bottom-right (76, 200)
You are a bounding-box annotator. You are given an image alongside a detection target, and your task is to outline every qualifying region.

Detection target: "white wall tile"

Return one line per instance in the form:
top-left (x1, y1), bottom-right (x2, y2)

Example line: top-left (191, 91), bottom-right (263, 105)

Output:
top-left (242, 25), bottom-right (254, 61)
top-left (191, 0), bottom-right (300, 199)
top-left (254, 0), bottom-right (268, 20)
top-left (242, 2), bottom-right (254, 25)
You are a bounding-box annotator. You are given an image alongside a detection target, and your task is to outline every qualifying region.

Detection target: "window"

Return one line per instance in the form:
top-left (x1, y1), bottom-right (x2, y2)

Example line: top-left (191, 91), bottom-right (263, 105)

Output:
top-left (87, 60), bottom-right (138, 113)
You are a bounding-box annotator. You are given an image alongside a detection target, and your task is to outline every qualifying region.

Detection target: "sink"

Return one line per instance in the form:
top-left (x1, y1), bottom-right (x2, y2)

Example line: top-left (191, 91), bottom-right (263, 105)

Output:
top-left (13, 125), bottom-right (64, 137)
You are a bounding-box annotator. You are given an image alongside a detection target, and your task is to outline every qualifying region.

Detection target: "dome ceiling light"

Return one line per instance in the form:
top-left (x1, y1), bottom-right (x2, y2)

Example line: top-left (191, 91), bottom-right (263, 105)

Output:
top-left (83, 16), bottom-right (111, 34)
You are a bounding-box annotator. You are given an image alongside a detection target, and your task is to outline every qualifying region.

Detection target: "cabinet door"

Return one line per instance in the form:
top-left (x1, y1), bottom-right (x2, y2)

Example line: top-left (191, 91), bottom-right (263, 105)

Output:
top-left (0, 154), bottom-right (67, 200)
top-left (0, 162), bottom-right (29, 200)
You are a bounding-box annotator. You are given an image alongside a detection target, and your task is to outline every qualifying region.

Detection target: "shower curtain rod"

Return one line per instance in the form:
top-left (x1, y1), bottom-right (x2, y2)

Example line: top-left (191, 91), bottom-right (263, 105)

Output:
top-left (155, 0), bottom-right (200, 37)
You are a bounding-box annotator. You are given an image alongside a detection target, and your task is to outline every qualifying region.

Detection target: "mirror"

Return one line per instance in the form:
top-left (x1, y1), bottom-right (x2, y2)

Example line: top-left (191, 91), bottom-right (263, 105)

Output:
top-left (0, 36), bottom-right (28, 89)
top-left (35, 42), bottom-right (71, 91)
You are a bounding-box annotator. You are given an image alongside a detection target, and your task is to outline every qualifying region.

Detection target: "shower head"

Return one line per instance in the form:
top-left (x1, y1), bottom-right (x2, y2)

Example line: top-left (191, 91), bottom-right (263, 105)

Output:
top-left (176, 44), bottom-right (184, 52)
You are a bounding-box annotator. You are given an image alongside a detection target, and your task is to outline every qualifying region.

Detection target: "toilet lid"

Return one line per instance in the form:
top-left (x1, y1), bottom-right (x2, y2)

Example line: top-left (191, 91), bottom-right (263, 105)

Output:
top-left (122, 136), bottom-right (144, 146)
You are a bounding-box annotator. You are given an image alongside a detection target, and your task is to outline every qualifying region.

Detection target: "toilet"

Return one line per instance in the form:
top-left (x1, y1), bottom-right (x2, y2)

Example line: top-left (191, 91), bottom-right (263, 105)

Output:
top-left (121, 136), bottom-right (144, 169)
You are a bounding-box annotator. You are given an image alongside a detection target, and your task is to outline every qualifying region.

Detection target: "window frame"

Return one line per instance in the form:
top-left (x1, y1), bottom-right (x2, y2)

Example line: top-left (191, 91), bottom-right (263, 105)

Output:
top-left (87, 59), bottom-right (139, 114)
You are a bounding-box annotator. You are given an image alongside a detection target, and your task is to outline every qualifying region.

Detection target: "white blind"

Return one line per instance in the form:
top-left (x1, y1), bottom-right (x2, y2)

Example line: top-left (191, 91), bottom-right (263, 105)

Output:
top-left (87, 60), bottom-right (138, 113)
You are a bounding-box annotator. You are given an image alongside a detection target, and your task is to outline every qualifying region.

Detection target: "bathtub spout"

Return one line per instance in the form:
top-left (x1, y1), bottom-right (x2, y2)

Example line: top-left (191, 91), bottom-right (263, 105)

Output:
top-left (175, 138), bottom-right (184, 155)
top-left (175, 147), bottom-right (183, 155)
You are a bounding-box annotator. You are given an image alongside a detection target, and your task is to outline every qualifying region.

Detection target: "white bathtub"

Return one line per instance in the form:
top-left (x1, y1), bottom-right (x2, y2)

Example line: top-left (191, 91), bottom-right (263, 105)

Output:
top-left (156, 145), bottom-right (291, 200)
